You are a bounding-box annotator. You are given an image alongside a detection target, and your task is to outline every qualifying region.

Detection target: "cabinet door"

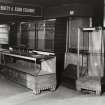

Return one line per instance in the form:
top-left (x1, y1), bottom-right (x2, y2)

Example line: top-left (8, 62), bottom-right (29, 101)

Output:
top-left (89, 30), bottom-right (103, 53)
top-left (88, 54), bottom-right (104, 77)
top-left (68, 17), bottom-right (89, 49)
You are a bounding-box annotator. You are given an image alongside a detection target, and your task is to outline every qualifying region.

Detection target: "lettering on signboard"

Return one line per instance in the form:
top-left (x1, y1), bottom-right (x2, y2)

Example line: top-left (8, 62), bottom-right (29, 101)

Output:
top-left (0, 4), bottom-right (41, 16)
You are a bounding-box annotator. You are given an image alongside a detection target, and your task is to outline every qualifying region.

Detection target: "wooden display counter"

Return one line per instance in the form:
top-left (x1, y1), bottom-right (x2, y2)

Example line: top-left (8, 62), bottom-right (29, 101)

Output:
top-left (0, 50), bottom-right (56, 94)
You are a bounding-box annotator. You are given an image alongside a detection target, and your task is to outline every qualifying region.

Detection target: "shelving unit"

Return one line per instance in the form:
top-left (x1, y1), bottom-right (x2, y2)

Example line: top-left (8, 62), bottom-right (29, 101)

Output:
top-left (76, 27), bottom-right (104, 95)
top-left (0, 49), bottom-right (56, 94)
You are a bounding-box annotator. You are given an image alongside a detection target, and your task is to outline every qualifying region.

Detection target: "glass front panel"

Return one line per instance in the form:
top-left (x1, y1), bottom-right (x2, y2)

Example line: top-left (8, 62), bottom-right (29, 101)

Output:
top-left (17, 20), bottom-right (55, 52)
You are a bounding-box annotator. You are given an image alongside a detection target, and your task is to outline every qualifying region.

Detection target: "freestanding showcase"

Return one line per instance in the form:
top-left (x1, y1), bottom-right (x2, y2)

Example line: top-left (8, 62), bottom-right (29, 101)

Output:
top-left (76, 27), bottom-right (105, 95)
top-left (0, 49), bottom-right (56, 94)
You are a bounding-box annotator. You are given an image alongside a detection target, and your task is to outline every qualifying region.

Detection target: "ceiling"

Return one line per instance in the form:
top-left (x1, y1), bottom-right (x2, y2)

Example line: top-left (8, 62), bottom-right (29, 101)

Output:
top-left (14, 0), bottom-right (92, 6)
top-left (0, 0), bottom-right (102, 23)
top-left (1, 0), bottom-right (97, 7)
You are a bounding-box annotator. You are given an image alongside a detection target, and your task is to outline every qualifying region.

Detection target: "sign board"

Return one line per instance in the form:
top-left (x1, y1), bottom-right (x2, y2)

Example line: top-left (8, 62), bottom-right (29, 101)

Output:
top-left (0, 4), bottom-right (42, 17)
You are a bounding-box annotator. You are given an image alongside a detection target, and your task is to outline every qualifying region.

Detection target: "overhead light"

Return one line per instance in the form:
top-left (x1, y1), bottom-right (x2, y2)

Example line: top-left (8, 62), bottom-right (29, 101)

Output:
top-left (69, 10), bottom-right (74, 15)
top-left (46, 19), bottom-right (56, 21)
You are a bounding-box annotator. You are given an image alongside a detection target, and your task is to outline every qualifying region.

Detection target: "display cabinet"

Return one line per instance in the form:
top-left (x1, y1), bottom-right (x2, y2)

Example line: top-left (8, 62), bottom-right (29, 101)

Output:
top-left (76, 27), bottom-right (105, 95)
top-left (0, 48), bottom-right (56, 94)
top-left (63, 17), bottom-right (90, 89)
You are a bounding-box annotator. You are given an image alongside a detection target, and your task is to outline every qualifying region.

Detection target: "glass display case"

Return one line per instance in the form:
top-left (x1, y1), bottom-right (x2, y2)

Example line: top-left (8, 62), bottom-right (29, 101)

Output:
top-left (17, 19), bottom-right (55, 52)
top-left (0, 48), bottom-right (56, 94)
top-left (76, 27), bottom-right (105, 95)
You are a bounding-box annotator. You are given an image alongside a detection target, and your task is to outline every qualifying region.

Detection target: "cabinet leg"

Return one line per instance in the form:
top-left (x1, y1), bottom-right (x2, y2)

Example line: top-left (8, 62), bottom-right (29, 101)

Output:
top-left (50, 86), bottom-right (56, 92)
top-left (33, 89), bottom-right (41, 95)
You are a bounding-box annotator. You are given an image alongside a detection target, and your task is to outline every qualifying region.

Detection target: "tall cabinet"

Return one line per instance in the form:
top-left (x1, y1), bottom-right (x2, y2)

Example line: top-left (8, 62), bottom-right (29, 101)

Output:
top-left (63, 17), bottom-right (90, 89)
top-left (76, 27), bottom-right (105, 95)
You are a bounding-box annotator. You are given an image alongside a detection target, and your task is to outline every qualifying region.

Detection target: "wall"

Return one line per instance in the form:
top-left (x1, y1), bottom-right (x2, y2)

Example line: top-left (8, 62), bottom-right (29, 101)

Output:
top-left (54, 18), bottom-right (67, 53)
top-left (9, 22), bottom-right (18, 47)
top-left (103, 0), bottom-right (105, 27)
top-left (54, 17), bottom-right (67, 86)
top-left (92, 0), bottom-right (104, 26)
top-left (44, 1), bottom-right (104, 26)
top-left (67, 17), bottom-right (89, 49)
top-left (44, 3), bottom-right (94, 19)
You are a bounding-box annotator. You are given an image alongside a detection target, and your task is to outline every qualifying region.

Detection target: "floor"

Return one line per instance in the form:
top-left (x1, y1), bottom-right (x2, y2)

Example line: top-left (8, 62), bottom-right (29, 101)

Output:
top-left (0, 75), bottom-right (105, 105)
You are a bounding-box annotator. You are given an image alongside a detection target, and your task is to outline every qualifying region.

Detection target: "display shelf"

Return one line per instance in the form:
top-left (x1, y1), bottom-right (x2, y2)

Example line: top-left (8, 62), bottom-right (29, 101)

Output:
top-left (5, 63), bottom-right (39, 75)
top-left (68, 48), bottom-right (104, 55)
top-left (4, 62), bottom-right (54, 76)
top-left (1, 50), bottom-right (36, 61)
top-left (68, 48), bottom-right (89, 55)
top-left (82, 27), bottom-right (96, 31)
